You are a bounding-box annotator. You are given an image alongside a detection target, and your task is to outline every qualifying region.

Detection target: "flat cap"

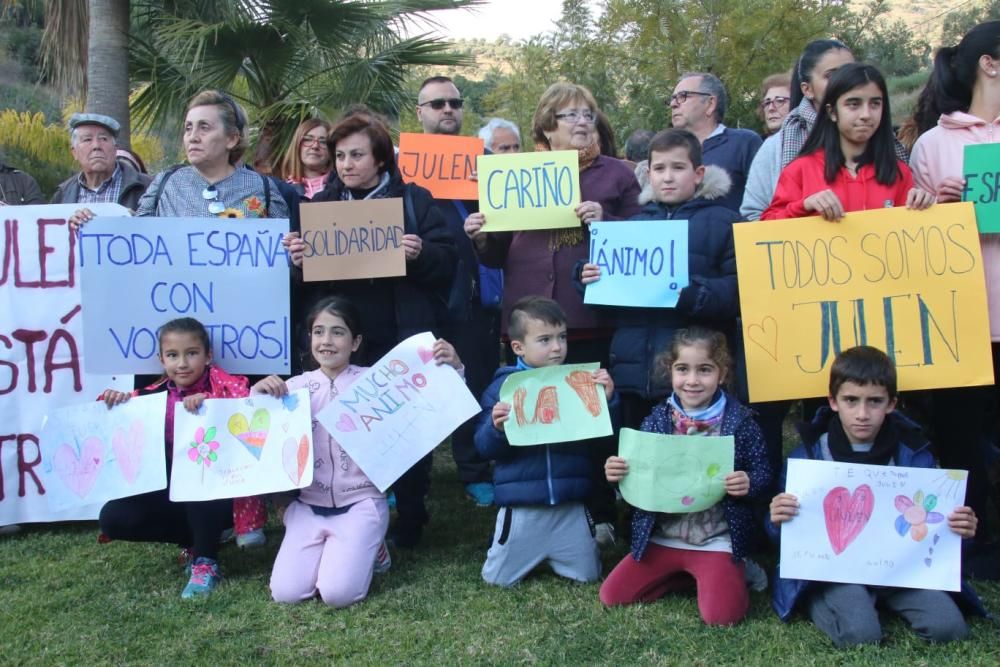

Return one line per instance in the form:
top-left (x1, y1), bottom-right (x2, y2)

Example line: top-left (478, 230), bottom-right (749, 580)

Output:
top-left (68, 112), bottom-right (120, 137)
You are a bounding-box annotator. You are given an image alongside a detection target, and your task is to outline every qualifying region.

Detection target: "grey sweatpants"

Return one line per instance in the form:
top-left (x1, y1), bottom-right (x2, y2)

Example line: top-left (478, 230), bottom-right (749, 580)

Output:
top-left (806, 582), bottom-right (969, 648)
top-left (481, 503), bottom-right (600, 587)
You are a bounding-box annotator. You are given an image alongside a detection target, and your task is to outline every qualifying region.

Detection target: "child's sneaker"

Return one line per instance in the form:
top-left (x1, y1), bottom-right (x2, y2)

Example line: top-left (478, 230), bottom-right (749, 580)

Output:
top-left (373, 541), bottom-right (391, 574)
top-left (181, 557), bottom-right (221, 599)
top-left (464, 482), bottom-right (495, 507)
top-left (236, 528), bottom-right (266, 549)
top-left (594, 522), bottom-right (616, 548)
top-left (218, 527), bottom-right (235, 544)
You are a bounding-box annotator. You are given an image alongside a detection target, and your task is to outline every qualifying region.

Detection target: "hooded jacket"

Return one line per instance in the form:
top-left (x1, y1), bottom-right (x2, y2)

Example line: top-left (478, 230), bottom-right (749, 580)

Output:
top-left (910, 111), bottom-right (1000, 340)
top-left (587, 166), bottom-right (740, 399)
top-left (766, 407), bottom-right (987, 622)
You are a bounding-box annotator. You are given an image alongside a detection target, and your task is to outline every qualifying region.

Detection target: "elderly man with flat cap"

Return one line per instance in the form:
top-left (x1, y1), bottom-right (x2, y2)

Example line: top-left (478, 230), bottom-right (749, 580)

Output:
top-left (52, 113), bottom-right (151, 209)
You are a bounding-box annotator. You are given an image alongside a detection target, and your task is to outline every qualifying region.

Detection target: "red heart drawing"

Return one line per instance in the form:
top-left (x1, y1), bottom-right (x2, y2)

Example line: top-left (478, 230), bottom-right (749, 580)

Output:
top-left (823, 484), bottom-right (874, 555)
top-left (282, 434), bottom-right (310, 485)
top-left (417, 346), bottom-right (434, 364)
top-left (111, 421), bottom-right (144, 484)
top-left (334, 413), bottom-right (357, 433)
top-left (747, 316), bottom-right (779, 362)
top-left (53, 437), bottom-right (104, 499)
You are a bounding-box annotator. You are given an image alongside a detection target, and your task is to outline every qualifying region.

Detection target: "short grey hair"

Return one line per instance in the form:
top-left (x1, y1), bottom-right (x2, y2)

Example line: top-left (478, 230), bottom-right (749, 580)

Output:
top-left (70, 126), bottom-right (118, 147)
top-left (478, 118), bottom-right (521, 148)
top-left (681, 72), bottom-right (728, 124)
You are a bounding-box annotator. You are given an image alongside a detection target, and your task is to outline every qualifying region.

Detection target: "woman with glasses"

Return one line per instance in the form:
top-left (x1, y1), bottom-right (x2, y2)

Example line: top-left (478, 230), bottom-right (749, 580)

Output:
top-left (279, 119), bottom-right (333, 200)
top-left (464, 82), bottom-right (641, 546)
top-left (134, 90), bottom-right (290, 219)
top-left (758, 73), bottom-right (792, 136)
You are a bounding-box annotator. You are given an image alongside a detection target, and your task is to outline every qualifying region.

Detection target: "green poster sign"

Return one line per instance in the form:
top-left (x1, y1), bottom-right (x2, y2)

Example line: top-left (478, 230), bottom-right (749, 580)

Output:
top-left (963, 143), bottom-right (1000, 233)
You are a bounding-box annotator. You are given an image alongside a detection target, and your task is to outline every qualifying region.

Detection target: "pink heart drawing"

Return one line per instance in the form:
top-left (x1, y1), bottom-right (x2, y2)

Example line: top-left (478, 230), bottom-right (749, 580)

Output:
top-left (334, 413), bottom-right (357, 433)
top-left (823, 484), bottom-right (874, 555)
top-left (282, 435), bottom-right (310, 485)
top-left (111, 421), bottom-right (144, 485)
top-left (53, 437), bottom-right (104, 499)
top-left (417, 346), bottom-right (434, 364)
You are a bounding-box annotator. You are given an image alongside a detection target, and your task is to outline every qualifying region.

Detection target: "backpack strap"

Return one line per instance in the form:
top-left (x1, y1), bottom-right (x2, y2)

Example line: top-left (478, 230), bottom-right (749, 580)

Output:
top-left (152, 164), bottom-right (185, 213)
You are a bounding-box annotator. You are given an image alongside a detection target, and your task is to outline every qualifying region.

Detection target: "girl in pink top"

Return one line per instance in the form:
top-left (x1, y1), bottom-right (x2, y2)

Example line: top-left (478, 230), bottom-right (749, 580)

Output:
top-left (254, 296), bottom-right (463, 607)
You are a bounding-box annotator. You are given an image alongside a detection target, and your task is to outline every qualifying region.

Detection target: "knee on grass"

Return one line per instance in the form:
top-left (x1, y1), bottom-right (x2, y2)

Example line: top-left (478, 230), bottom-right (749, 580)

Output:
top-left (830, 623), bottom-right (882, 649)
top-left (918, 616), bottom-right (969, 644)
top-left (318, 583), bottom-right (369, 609)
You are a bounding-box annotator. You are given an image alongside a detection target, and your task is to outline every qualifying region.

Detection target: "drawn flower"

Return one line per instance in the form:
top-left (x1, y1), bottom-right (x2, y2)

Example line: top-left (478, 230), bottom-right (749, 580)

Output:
top-left (243, 195), bottom-right (265, 217)
top-left (894, 489), bottom-right (944, 541)
top-left (188, 426), bottom-right (220, 468)
top-left (218, 207), bottom-right (244, 218)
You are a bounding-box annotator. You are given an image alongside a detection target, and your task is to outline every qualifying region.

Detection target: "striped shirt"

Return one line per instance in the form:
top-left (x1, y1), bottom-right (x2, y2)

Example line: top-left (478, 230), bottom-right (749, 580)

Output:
top-left (135, 165), bottom-right (290, 218)
top-left (75, 164), bottom-right (124, 205)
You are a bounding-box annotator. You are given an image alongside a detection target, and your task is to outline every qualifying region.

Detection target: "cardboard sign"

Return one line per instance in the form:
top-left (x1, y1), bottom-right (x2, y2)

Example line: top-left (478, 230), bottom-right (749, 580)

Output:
top-left (478, 151), bottom-right (581, 231)
top-left (780, 458), bottom-right (966, 592)
top-left (169, 389), bottom-right (313, 501)
top-left (79, 217), bottom-right (291, 375)
top-left (584, 220), bottom-right (690, 308)
top-left (618, 429), bottom-right (733, 513)
top-left (315, 332), bottom-right (481, 492)
top-left (962, 143), bottom-right (1000, 233)
top-left (39, 393), bottom-right (167, 513)
top-left (0, 203), bottom-right (133, 524)
top-left (734, 204), bottom-right (993, 402)
top-left (398, 133), bottom-right (482, 200)
top-left (300, 198), bottom-right (405, 281)
top-left (498, 363), bottom-right (612, 446)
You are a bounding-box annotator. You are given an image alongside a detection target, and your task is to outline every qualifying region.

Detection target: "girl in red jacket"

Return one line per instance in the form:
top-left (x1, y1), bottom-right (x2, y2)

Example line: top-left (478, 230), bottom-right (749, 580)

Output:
top-left (763, 63), bottom-right (934, 220)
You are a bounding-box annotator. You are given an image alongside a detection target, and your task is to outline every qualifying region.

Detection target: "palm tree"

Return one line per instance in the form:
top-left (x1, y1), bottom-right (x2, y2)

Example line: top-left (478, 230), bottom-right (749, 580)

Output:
top-left (42, 0), bottom-right (479, 156)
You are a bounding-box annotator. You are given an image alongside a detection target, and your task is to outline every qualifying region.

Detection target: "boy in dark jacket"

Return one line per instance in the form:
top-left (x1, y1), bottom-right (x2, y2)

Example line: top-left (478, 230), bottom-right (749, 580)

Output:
top-left (768, 346), bottom-right (984, 647)
top-left (579, 128), bottom-right (740, 429)
top-left (474, 296), bottom-right (618, 586)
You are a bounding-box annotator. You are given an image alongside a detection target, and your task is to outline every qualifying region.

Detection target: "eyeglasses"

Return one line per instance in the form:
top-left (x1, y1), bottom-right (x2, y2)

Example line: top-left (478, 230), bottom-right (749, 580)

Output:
top-left (667, 90), bottom-right (713, 106)
top-left (202, 185), bottom-right (225, 215)
top-left (554, 111), bottom-right (596, 124)
top-left (300, 135), bottom-right (327, 148)
top-left (418, 98), bottom-right (464, 110)
top-left (760, 96), bottom-right (790, 109)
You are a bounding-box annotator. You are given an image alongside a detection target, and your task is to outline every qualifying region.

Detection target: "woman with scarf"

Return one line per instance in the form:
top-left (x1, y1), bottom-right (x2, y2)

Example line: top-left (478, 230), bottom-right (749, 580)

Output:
top-left (286, 109), bottom-right (457, 548)
top-left (464, 82), bottom-right (641, 545)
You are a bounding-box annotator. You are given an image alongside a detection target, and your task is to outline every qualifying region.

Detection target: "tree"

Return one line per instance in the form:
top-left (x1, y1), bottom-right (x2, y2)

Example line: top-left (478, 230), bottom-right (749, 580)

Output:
top-left (941, 0), bottom-right (1000, 46)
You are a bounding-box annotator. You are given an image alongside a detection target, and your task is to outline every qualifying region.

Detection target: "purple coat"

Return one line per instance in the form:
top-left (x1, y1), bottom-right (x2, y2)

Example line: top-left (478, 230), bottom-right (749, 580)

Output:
top-left (477, 154), bottom-right (641, 332)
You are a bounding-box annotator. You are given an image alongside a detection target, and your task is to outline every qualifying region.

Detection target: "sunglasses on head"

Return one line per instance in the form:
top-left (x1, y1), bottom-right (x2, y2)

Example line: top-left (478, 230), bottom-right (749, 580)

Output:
top-left (418, 98), bottom-right (464, 111)
top-left (202, 185), bottom-right (225, 215)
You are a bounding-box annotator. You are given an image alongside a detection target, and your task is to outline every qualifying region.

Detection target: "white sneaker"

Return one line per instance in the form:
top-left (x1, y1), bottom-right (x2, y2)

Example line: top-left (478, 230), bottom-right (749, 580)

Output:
top-left (594, 522), bottom-right (616, 548)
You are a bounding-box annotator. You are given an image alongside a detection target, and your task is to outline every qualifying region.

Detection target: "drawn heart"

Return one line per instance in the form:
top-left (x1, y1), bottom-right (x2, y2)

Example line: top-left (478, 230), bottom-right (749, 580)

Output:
top-left (111, 420), bottom-right (144, 484)
top-left (53, 437), bottom-right (104, 499)
top-left (228, 409), bottom-right (271, 460)
top-left (282, 423), bottom-right (290, 433)
top-left (282, 435), bottom-right (310, 485)
top-left (747, 316), bottom-right (779, 362)
top-left (417, 346), bottom-right (434, 364)
top-left (823, 484), bottom-right (874, 555)
top-left (281, 393), bottom-right (300, 412)
top-left (334, 413), bottom-right (357, 433)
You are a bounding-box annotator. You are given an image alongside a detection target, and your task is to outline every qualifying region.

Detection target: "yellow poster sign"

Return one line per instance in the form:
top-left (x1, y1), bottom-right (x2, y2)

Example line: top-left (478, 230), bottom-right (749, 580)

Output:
top-left (477, 150), bottom-right (581, 231)
top-left (733, 203), bottom-right (993, 402)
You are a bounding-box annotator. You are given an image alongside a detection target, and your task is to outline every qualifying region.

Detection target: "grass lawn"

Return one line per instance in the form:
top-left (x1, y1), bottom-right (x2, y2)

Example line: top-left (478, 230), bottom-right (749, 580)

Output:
top-left (1, 447), bottom-right (999, 666)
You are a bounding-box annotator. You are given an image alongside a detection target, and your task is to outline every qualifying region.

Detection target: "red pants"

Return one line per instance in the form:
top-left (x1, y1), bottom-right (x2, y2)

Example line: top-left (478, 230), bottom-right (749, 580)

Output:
top-left (600, 543), bottom-right (748, 626)
top-left (234, 496), bottom-right (267, 535)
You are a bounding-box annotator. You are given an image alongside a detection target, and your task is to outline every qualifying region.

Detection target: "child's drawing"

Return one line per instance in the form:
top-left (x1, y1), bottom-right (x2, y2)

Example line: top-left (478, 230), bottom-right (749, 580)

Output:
top-left (933, 469), bottom-right (968, 500)
top-left (38, 393), bottom-right (168, 513)
top-left (513, 386), bottom-right (560, 426)
top-left (822, 484), bottom-right (874, 555)
top-left (170, 389), bottom-right (312, 502)
top-left (227, 409), bottom-right (271, 460)
top-left (565, 370), bottom-right (602, 417)
top-left (894, 490), bottom-right (944, 541)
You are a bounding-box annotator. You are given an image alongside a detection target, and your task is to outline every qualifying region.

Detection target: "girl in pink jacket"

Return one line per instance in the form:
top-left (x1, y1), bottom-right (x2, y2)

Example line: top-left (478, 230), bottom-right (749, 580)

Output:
top-left (253, 296), bottom-right (463, 607)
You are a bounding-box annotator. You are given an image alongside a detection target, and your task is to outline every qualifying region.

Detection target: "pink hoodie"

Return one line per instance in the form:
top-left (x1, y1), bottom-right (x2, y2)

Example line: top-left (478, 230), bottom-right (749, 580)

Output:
top-left (287, 366), bottom-right (384, 508)
top-left (910, 111), bottom-right (1000, 340)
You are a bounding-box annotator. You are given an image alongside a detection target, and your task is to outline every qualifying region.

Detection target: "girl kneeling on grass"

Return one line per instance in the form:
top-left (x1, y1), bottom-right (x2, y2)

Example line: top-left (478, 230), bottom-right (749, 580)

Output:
top-left (253, 296), bottom-right (463, 607)
top-left (762, 62), bottom-right (935, 221)
top-left (99, 317), bottom-right (249, 599)
top-left (601, 327), bottom-right (771, 625)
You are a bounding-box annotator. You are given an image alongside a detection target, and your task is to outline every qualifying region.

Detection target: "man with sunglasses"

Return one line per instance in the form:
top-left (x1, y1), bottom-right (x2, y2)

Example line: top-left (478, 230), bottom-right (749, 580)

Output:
top-left (667, 73), bottom-right (761, 213)
top-left (413, 76), bottom-right (499, 511)
top-left (52, 113), bottom-right (151, 210)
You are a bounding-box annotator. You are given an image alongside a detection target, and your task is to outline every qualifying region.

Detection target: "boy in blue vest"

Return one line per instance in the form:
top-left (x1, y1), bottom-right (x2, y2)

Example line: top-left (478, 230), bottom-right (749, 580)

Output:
top-left (768, 346), bottom-right (984, 647)
top-left (474, 296), bottom-right (619, 586)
